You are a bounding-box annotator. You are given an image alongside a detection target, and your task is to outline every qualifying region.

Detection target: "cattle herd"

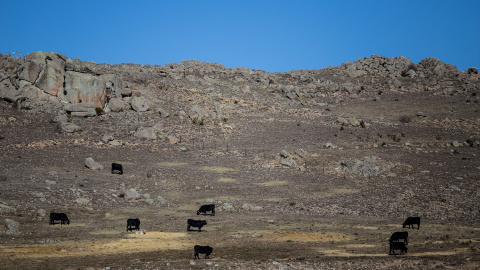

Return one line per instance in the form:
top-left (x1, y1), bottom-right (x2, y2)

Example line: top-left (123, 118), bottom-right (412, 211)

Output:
top-left (48, 163), bottom-right (422, 259)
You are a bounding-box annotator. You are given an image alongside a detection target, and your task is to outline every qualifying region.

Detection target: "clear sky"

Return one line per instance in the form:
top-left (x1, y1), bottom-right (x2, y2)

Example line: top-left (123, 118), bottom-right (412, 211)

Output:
top-left (2, 1), bottom-right (479, 72)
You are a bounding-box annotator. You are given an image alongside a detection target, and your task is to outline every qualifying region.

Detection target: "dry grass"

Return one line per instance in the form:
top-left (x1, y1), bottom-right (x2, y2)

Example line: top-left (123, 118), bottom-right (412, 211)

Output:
top-left (201, 166), bottom-right (236, 172)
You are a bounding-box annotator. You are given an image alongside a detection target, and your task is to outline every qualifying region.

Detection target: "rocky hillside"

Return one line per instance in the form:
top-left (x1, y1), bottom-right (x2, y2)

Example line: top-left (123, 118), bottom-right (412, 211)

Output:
top-left (1, 52), bottom-right (478, 117)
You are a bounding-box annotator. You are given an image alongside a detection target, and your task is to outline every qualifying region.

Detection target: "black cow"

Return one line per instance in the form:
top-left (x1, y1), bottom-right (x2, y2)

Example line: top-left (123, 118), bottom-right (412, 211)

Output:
top-left (389, 241), bottom-right (408, 255)
top-left (127, 218), bottom-right (140, 231)
top-left (187, 219), bottom-right (207, 232)
top-left (50, 212), bottom-right (70, 225)
top-left (194, 245), bottom-right (213, 259)
top-left (390, 231), bottom-right (409, 245)
top-left (403, 217), bottom-right (420, 229)
top-left (197, 204), bottom-right (215, 216)
top-left (112, 163), bottom-right (123, 174)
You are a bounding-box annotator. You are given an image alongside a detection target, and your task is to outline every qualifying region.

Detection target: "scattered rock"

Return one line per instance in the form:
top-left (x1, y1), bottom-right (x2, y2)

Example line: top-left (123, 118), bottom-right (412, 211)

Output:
top-left (59, 122), bottom-right (81, 133)
top-left (37, 209), bottom-right (47, 217)
top-left (107, 98), bottom-right (127, 112)
top-left (272, 261), bottom-right (292, 270)
top-left (76, 197), bottom-right (91, 205)
top-left (0, 202), bottom-right (15, 214)
top-left (242, 203), bottom-right (263, 211)
top-left (84, 157), bottom-right (104, 170)
top-left (349, 117), bottom-right (361, 127)
top-left (133, 127), bottom-right (157, 139)
top-left (5, 218), bottom-right (20, 235)
top-left (295, 149), bottom-right (307, 158)
top-left (168, 136), bottom-right (179, 144)
top-left (124, 188), bottom-right (141, 200)
top-left (102, 135), bottom-right (114, 143)
top-left (109, 140), bottom-right (122, 146)
top-left (280, 150), bottom-right (289, 158)
top-left (52, 114), bottom-right (69, 123)
top-left (64, 103), bottom-right (97, 117)
top-left (130, 96), bottom-right (149, 112)
top-left (449, 185), bottom-right (461, 191)
top-left (157, 107), bottom-right (170, 118)
top-left (156, 196), bottom-right (167, 206)
top-left (281, 158), bottom-right (297, 168)
top-left (222, 203), bottom-right (234, 211)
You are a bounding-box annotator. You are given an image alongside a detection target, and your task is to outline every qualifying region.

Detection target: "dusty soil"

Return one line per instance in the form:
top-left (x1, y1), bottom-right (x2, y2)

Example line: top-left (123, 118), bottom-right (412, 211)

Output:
top-left (0, 73), bottom-right (479, 269)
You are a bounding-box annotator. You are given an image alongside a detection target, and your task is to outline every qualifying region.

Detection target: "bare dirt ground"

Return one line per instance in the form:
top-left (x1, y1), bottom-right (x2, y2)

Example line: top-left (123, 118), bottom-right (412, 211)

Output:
top-left (0, 73), bottom-right (480, 269)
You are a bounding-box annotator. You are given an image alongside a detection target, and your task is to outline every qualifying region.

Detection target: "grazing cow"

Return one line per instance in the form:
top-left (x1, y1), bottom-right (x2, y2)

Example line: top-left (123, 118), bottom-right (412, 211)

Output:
top-left (403, 217), bottom-right (420, 229)
top-left (389, 241), bottom-right (408, 255)
top-left (50, 212), bottom-right (70, 225)
top-left (112, 163), bottom-right (123, 174)
top-left (390, 231), bottom-right (409, 245)
top-left (187, 219), bottom-right (207, 232)
top-left (127, 218), bottom-right (140, 231)
top-left (194, 245), bottom-right (213, 259)
top-left (197, 204), bottom-right (215, 216)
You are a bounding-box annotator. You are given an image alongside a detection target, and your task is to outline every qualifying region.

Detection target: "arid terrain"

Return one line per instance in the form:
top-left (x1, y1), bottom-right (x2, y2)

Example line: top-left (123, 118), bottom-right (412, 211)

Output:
top-left (0, 53), bottom-right (479, 269)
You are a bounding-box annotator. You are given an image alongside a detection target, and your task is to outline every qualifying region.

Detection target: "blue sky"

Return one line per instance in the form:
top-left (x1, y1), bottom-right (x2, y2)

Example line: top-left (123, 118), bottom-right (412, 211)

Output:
top-left (2, 1), bottom-right (479, 72)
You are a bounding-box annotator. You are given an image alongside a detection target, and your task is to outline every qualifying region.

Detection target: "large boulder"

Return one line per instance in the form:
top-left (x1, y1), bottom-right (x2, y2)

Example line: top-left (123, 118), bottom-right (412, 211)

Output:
top-left (18, 82), bottom-right (51, 102)
top-left (107, 98), bottom-right (127, 112)
top-left (20, 52), bottom-right (67, 98)
top-left (64, 71), bottom-right (107, 108)
top-left (130, 96), bottom-right (149, 112)
top-left (0, 79), bottom-right (23, 102)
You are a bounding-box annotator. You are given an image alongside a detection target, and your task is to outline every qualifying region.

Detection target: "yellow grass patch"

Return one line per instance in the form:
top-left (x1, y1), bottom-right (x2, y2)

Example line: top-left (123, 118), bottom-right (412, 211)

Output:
top-left (0, 232), bottom-right (191, 259)
top-left (314, 188), bottom-right (359, 198)
top-left (338, 244), bottom-right (377, 248)
top-left (201, 166), bottom-right (236, 172)
top-left (261, 197), bottom-right (286, 202)
top-left (218, 178), bottom-right (236, 183)
top-left (255, 180), bottom-right (288, 186)
top-left (89, 230), bottom-right (122, 235)
top-left (323, 249), bottom-right (388, 257)
top-left (158, 162), bottom-right (188, 166)
top-left (263, 232), bottom-right (351, 242)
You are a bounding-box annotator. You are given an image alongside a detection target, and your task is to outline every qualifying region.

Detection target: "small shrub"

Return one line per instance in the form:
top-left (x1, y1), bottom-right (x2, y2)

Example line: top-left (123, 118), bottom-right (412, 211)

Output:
top-left (95, 107), bottom-right (104, 115)
top-left (377, 90), bottom-right (383, 95)
top-left (466, 139), bottom-right (474, 147)
top-left (222, 117), bottom-right (228, 122)
top-left (399, 116), bottom-right (411, 123)
top-left (360, 86), bottom-right (365, 91)
top-left (401, 70), bottom-right (408, 77)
